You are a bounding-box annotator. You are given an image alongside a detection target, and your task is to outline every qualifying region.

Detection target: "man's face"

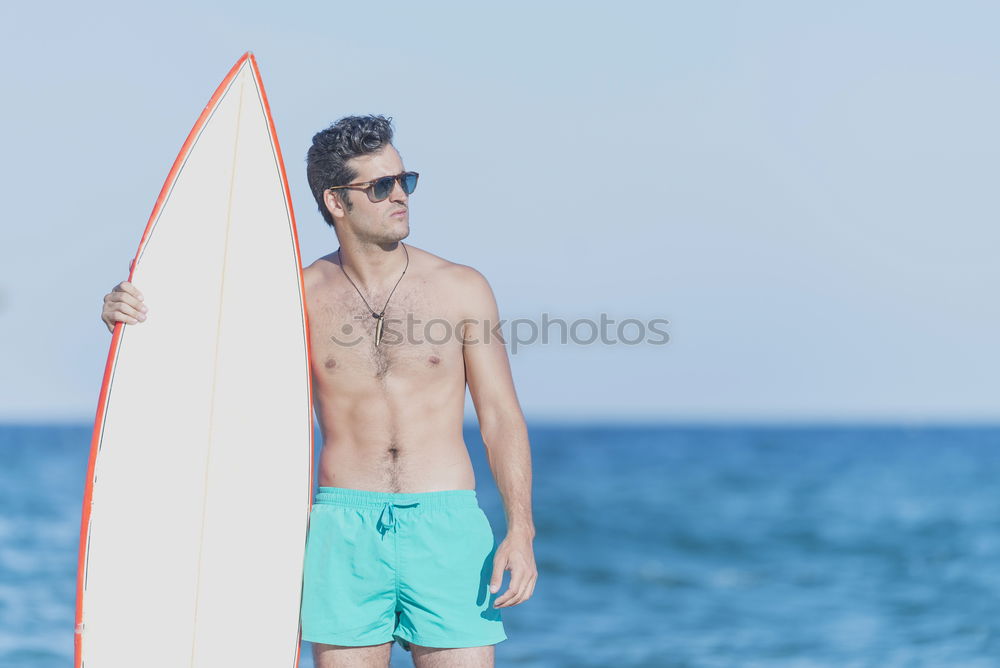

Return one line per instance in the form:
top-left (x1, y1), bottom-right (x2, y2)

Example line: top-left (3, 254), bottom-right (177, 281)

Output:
top-left (326, 144), bottom-right (410, 244)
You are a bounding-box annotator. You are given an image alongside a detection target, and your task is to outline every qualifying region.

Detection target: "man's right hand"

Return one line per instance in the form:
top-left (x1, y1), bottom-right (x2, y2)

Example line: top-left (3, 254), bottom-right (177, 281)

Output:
top-left (102, 281), bottom-right (147, 333)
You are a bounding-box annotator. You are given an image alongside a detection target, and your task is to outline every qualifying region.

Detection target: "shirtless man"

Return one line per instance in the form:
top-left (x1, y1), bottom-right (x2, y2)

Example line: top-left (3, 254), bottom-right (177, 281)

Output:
top-left (100, 115), bottom-right (537, 668)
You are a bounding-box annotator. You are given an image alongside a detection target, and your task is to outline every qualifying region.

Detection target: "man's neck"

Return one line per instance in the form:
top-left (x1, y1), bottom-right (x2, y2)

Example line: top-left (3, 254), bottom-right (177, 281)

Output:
top-left (335, 238), bottom-right (407, 289)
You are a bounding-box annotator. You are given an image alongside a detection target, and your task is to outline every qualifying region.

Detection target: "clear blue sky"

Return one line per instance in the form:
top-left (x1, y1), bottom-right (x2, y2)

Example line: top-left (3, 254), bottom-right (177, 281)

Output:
top-left (1, 1), bottom-right (997, 423)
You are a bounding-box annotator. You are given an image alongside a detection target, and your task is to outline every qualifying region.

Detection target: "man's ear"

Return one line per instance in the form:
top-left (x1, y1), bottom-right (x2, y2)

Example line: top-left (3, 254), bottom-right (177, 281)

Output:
top-left (323, 189), bottom-right (347, 220)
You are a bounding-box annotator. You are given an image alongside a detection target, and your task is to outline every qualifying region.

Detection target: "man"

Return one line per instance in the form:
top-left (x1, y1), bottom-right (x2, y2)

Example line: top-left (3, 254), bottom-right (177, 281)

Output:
top-left (100, 115), bottom-right (537, 668)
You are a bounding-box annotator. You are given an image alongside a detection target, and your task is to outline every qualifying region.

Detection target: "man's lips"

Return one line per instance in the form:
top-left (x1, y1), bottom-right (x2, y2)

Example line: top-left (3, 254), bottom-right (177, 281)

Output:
top-left (391, 209), bottom-right (407, 217)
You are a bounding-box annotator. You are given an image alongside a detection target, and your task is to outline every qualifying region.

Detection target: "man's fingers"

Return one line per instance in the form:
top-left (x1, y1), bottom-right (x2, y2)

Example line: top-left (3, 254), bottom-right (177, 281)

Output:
top-left (102, 305), bottom-right (146, 334)
top-left (511, 572), bottom-right (537, 606)
top-left (494, 589), bottom-right (518, 607)
top-left (102, 280), bottom-right (145, 334)
top-left (107, 290), bottom-right (147, 314)
top-left (493, 568), bottom-right (524, 607)
top-left (523, 573), bottom-right (537, 601)
top-left (113, 280), bottom-right (144, 302)
top-left (493, 562), bottom-right (538, 608)
top-left (501, 576), bottom-right (533, 607)
top-left (112, 310), bottom-right (143, 325)
top-left (489, 555), bottom-right (506, 595)
top-left (118, 303), bottom-right (146, 321)
top-left (104, 299), bottom-right (146, 322)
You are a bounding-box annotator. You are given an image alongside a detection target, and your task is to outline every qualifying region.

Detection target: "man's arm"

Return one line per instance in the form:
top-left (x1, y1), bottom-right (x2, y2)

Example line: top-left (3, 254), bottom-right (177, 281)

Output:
top-left (458, 265), bottom-right (537, 609)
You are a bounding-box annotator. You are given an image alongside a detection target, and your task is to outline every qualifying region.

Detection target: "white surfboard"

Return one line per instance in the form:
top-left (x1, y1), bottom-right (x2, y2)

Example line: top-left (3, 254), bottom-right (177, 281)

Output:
top-left (75, 53), bottom-right (314, 668)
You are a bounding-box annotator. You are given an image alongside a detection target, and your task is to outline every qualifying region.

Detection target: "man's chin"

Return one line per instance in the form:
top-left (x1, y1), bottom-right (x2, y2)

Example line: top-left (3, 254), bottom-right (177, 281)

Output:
top-left (388, 222), bottom-right (410, 242)
top-left (373, 227), bottom-right (409, 245)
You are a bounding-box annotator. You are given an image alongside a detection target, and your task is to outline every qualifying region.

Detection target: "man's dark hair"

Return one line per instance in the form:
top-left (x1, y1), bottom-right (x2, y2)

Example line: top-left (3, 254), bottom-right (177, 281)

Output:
top-left (306, 114), bottom-right (395, 227)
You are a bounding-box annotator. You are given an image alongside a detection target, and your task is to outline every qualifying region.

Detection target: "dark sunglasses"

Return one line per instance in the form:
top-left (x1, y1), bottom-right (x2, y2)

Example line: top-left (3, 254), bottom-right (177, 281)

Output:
top-left (327, 171), bottom-right (419, 203)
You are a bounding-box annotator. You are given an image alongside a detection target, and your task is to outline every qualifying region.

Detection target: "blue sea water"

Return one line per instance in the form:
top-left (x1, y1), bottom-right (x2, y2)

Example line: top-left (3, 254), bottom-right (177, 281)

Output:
top-left (2, 423), bottom-right (1000, 667)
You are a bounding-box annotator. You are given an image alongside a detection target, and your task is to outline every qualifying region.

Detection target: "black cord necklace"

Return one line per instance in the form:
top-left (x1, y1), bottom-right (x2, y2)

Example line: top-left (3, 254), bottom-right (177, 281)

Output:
top-left (337, 242), bottom-right (409, 347)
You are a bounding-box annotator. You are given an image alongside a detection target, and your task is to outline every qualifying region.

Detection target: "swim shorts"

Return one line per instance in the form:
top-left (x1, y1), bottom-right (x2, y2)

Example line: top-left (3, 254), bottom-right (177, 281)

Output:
top-left (300, 486), bottom-right (507, 650)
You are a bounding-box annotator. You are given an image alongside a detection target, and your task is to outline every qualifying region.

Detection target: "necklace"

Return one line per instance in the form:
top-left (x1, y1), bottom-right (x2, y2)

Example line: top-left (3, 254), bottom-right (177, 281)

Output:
top-left (337, 242), bottom-right (409, 347)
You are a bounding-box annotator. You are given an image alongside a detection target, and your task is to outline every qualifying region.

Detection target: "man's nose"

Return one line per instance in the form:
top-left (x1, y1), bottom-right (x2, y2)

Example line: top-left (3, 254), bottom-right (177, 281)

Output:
top-left (389, 177), bottom-right (408, 203)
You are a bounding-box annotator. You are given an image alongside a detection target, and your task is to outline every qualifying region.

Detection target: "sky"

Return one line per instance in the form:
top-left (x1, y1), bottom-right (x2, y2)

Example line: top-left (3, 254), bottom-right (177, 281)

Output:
top-left (0, 1), bottom-right (997, 423)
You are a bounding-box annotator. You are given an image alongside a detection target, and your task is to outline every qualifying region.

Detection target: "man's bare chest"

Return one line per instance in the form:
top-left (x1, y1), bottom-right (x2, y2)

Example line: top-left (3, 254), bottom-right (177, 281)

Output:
top-left (307, 286), bottom-right (464, 381)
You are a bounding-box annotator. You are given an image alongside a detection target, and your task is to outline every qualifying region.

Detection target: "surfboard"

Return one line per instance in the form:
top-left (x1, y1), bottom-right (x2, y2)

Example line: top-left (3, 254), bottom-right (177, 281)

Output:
top-left (75, 52), bottom-right (314, 668)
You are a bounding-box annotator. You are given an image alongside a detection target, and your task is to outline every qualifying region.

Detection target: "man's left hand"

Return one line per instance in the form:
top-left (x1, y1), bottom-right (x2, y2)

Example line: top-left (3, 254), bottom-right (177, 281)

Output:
top-left (489, 531), bottom-right (537, 608)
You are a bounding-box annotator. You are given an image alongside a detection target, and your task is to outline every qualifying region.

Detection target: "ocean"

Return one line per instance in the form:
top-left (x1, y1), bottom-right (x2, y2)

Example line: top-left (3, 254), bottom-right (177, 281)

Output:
top-left (2, 423), bottom-right (999, 667)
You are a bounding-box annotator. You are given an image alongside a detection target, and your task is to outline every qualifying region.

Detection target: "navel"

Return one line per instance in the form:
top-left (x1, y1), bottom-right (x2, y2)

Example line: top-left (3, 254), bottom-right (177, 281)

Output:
top-left (428, 355), bottom-right (441, 366)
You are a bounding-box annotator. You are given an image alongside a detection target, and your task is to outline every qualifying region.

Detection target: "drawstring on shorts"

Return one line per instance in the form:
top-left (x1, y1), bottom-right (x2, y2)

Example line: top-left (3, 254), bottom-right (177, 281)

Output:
top-left (377, 501), bottom-right (420, 536)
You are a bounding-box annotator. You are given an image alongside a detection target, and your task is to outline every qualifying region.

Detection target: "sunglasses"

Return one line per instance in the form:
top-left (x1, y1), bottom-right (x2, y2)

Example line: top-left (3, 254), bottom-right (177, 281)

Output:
top-left (327, 171), bottom-right (419, 203)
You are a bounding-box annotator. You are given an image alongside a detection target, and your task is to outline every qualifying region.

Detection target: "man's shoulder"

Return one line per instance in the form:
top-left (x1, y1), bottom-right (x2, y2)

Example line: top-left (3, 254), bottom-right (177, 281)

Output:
top-left (443, 262), bottom-right (497, 323)
top-left (430, 257), bottom-right (491, 294)
top-left (302, 252), bottom-right (339, 296)
top-left (301, 253), bottom-right (338, 295)
top-left (408, 245), bottom-right (486, 285)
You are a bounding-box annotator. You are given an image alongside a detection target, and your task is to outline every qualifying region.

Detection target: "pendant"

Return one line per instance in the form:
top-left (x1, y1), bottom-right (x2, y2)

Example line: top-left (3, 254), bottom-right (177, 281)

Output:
top-left (374, 313), bottom-right (385, 347)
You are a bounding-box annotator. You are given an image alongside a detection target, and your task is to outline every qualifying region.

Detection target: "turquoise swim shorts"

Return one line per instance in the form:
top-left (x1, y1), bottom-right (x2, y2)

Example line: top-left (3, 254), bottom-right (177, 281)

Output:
top-left (300, 486), bottom-right (507, 651)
